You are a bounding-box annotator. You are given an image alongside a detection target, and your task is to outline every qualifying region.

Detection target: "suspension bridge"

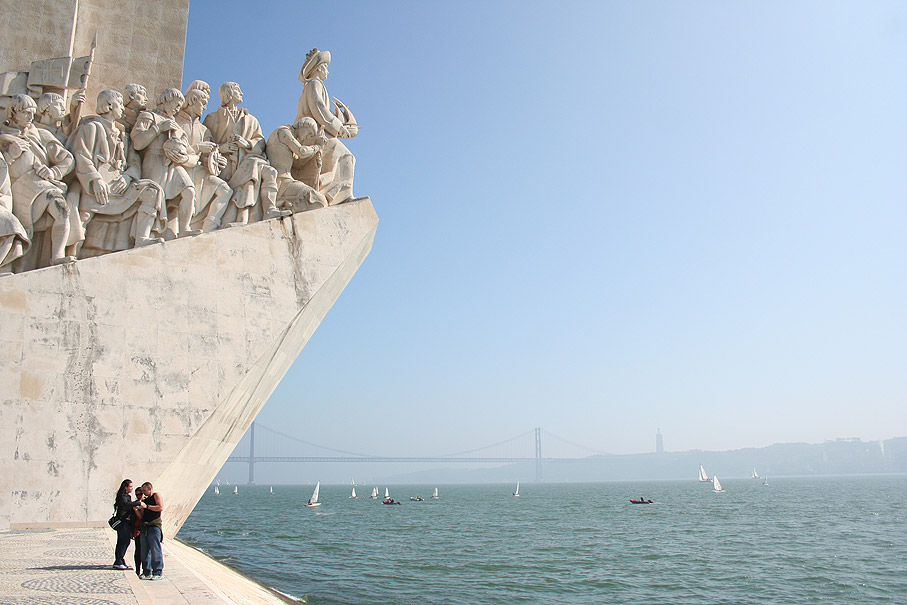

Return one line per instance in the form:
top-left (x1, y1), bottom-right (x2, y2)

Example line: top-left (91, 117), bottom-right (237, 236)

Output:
top-left (227, 423), bottom-right (607, 484)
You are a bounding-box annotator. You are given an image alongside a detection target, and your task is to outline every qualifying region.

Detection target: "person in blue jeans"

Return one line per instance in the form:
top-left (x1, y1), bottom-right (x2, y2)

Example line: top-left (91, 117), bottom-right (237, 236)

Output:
top-left (137, 482), bottom-right (165, 580)
top-left (111, 479), bottom-right (141, 569)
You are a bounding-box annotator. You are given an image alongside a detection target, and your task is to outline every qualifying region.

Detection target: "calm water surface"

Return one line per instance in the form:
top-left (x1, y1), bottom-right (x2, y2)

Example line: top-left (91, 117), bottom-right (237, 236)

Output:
top-left (179, 475), bottom-right (907, 603)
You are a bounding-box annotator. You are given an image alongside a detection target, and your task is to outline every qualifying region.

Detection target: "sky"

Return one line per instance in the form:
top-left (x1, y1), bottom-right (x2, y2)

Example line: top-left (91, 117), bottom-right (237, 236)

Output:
top-left (181, 0), bottom-right (906, 463)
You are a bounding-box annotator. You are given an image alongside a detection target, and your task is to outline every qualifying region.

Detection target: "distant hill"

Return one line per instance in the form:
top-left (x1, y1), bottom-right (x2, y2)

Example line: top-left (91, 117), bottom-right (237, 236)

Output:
top-left (388, 436), bottom-right (907, 483)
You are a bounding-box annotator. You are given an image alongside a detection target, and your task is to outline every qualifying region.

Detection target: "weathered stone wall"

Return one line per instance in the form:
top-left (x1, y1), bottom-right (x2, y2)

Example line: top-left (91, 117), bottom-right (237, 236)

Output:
top-left (0, 200), bottom-right (378, 534)
top-left (0, 0), bottom-right (189, 103)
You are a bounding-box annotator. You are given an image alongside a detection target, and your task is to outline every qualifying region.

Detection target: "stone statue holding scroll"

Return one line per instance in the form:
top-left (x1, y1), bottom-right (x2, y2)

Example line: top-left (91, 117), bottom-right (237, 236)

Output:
top-left (266, 117), bottom-right (328, 213)
top-left (203, 82), bottom-right (286, 226)
top-left (175, 84), bottom-right (231, 232)
top-left (0, 94), bottom-right (74, 268)
top-left (68, 89), bottom-right (166, 256)
top-left (296, 49), bottom-right (359, 205)
top-left (131, 88), bottom-right (200, 239)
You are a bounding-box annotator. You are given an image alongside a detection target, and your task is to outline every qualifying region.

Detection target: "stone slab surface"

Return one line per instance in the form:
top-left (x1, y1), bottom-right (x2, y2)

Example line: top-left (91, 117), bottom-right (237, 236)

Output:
top-left (0, 527), bottom-right (292, 604)
top-left (0, 0), bottom-right (189, 103)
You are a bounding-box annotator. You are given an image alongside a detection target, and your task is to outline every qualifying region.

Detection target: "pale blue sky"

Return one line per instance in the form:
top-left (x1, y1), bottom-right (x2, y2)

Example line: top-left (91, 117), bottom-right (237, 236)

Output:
top-left (183, 1), bottom-right (906, 457)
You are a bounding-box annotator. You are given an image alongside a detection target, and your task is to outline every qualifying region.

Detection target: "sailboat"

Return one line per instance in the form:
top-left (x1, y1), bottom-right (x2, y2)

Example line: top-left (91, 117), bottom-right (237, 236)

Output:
top-left (384, 487), bottom-right (390, 499)
top-left (350, 486), bottom-right (357, 499)
top-left (270, 486), bottom-right (274, 495)
top-left (305, 482), bottom-right (321, 507)
top-left (698, 465), bottom-right (710, 482)
top-left (370, 487), bottom-right (379, 499)
top-left (513, 481), bottom-right (520, 497)
top-left (431, 487), bottom-right (439, 500)
top-left (213, 486), bottom-right (220, 495)
top-left (713, 475), bottom-right (725, 493)
top-left (762, 475), bottom-right (768, 486)
top-left (752, 468), bottom-right (760, 479)
top-left (233, 486), bottom-right (238, 495)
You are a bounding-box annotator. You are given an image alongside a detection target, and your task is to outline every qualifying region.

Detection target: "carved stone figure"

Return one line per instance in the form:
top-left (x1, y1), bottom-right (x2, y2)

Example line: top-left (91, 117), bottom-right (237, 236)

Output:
top-left (296, 49), bottom-right (359, 205)
top-left (266, 117), bottom-right (328, 213)
top-left (0, 94), bottom-right (74, 268)
top-left (131, 88), bottom-right (200, 238)
top-left (118, 83), bottom-right (147, 134)
top-left (175, 85), bottom-right (231, 232)
top-left (0, 155), bottom-right (29, 274)
top-left (68, 90), bottom-right (166, 256)
top-left (35, 90), bottom-right (86, 144)
top-left (203, 82), bottom-right (286, 225)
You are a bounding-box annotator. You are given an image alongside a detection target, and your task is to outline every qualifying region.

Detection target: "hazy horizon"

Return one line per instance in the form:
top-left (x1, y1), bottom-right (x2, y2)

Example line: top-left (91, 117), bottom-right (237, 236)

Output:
top-left (183, 1), bottom-right (906, 461)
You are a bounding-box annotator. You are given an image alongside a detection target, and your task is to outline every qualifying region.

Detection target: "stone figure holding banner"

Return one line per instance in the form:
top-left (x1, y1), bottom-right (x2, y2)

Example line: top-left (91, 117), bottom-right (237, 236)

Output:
top-left (35, 91), bottom-right (86, 144)
top-left (0, 94), bottom-right (74, 268)
top-left (68, 89), bottom-right (166, 256)
top-left (296, 49), bottom-right (358, 205)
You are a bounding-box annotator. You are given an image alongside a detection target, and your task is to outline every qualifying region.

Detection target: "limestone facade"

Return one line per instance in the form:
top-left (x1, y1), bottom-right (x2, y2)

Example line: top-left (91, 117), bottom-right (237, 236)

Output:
top-left (0, 0), bottom-right (189, 108)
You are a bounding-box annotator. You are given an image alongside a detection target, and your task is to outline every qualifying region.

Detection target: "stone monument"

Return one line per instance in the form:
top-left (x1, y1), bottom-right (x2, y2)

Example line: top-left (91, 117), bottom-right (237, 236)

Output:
top-left (0, 1), bottom-right (378, 538)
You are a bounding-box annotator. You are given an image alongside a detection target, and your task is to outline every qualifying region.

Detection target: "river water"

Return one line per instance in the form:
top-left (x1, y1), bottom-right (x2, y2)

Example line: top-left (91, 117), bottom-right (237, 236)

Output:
top-left (179, 475), bottom-right (907, 603)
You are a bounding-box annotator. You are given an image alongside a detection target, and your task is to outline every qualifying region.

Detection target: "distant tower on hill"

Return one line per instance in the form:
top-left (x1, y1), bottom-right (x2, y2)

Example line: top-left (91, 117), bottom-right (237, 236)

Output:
top-left (656, 428), bottom-right (664, 454)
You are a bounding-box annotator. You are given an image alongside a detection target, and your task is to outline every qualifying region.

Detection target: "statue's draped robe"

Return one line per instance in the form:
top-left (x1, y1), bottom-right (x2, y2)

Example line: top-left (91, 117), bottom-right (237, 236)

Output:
top-left (0, 124), bottom-right (73, 237)
top-left (0, 156), bottom-right (29, 270)
top-left (70, 115), bottom-right (164, 255)
top-left (265, 126), bottom-right (324, 211)
top-left (295, 79), bottom-right (355, 204)
top-left (203, 107), bottom-right (269, 209)
top-left (176, 109), bottom-right (231, 228)
top-left (131, 110), bottom-right (195, 200)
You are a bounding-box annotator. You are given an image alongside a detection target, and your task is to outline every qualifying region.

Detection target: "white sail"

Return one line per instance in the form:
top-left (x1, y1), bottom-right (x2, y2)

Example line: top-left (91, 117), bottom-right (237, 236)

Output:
top-left (752, 468), bottom-right (760, 479)
top-left (384, 487), bottom-right (390, 499)
top-left (513, 481), bottom-right (520, 497)
top-left (431, 487), bottom-right (439, 499)
top-left (698, 465), bottom-right (710, 482)
top-left (233, 486), bottom-right (238, 495)
top-left (370, 487), bottom-right (379, 499)
top-left (306, 481), bottom-right (321, 507)
top-left (713, 475), bottom-right (724, 492)
top-left (213, 486), bottom-right (219, 495)
top-left (350, 487), bottom-right (357, 499)
top-left (270, 486), bottom-right (274, 494)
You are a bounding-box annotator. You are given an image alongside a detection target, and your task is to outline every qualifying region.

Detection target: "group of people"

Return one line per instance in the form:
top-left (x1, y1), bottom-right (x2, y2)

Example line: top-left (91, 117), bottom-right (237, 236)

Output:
top-left (111, 480), bottom-right (165, 579)
top-left (0, 47), bottom-right (358, 274)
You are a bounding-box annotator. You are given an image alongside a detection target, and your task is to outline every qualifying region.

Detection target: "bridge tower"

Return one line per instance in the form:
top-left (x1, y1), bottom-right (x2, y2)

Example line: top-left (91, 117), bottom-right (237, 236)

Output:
top-left (535, 427), bottom-right (542, 481)
top-left (247, 422), bottom-right (256, 485)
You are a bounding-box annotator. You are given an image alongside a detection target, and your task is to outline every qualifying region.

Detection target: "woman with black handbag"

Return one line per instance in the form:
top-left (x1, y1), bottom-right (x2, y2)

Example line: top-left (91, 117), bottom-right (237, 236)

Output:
top-left (111, 479), bottom-right (141, 570)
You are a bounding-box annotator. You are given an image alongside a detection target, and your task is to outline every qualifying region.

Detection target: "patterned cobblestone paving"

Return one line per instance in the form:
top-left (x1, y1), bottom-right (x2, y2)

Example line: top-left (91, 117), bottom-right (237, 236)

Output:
top-left (0, 528), bottom-right (138, 605)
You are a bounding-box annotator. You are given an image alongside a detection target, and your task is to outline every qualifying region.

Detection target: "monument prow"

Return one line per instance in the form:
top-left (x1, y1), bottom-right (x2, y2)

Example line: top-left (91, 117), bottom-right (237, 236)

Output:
top-left (0, 199), bottom-right (378, 533)
top-left (1, 1), bottom-right (377, 537)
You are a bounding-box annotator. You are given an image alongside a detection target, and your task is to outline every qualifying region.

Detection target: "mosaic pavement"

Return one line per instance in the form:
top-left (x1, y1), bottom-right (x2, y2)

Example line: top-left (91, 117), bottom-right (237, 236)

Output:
top-left (0, 528), bottom-right (136, 605)
top-left (0, 527), bottom-right (293, 604)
